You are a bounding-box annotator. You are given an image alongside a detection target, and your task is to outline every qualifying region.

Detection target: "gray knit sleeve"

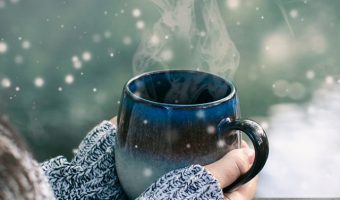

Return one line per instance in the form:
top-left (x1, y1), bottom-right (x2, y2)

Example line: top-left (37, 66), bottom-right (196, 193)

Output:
top-left (40, 121), bottom-right (128, 200)
top-left (40, 121), bottom-right (224, 200)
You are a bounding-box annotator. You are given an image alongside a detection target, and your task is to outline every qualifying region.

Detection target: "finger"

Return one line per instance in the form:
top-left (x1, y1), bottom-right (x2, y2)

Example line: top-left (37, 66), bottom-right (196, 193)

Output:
top-left (240, 140), bottom-right (248, 148)
top-left (204, 148), bottom-right (255, 188)
top-left (224, 175), bottom-right (259, 200)
top-left (110, 116), bottom-right (117, 126)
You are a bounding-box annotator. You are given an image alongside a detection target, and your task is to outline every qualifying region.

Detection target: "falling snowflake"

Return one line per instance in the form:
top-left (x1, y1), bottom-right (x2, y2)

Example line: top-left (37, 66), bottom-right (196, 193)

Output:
top-left (200, 31), bottom-right (206, 37)
top-left (65, 74), bottom-right (74, 84)
top-left (132, 8), bottom-right (141, 18)
top-left (143, 168), bottom-right (153, 177)
top-left (150, 35), bottom-right (160, 45)
top-left (290, 9), bottom-right (299, 19)
top-left (34, 77), bottom-right (44, 88)
top-left (196, 110), bottom-right (205, 119)
top-left (325, 76), bottom-right (334, 85)
top-left (262, 33), bottom-right (291, 63)
top-left (206, 125), bottom-right (216, 134)
top-left (72, 56), bottom-right (82, 69)
top-left (217, 139), bottom-right (226, 148)
top-left (306, 70), bottom-right (315, 80)
top-left (14, 55), bottom-right (24, 64)
top-left (72, 148), bottom-right (78, 154)
top-left (82, 51), bottom-right (92, 62)
top-left (71, 55), bottom-right (82, 69)
top-left (226, 0), bottom-right (240, 10)
top-left (92, 34), bottom-right (102, 43)
top-left (136, 20), bottom-right (145, 29)
top-left (22, 40), bottom-right (31, 49)
top-left (104, 31), bottom-right (112, 38)
top-left (0, 41), bottom-right (8, 54)
top-left (72, 56), bottom-right (79, 62)
top-left (122, 36), bottom-right (132, 45)
top-left (1, 78), bottom-right (11, 88)
top-left (160, 49), bottom-right (173, 61)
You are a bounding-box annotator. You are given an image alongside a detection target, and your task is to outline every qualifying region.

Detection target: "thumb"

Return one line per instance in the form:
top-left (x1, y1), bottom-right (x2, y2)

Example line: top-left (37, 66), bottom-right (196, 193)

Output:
top-left (204, 148), bottom-right (255, 188)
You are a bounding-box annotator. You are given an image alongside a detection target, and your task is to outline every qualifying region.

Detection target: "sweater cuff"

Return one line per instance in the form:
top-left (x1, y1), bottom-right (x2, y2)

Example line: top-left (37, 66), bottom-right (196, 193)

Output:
top-left (71, 120), bottom-right (116, 164)
top-left (138, 164), bottom-right (224, 200)
top-left (40, 156), bottom-right (69, 172)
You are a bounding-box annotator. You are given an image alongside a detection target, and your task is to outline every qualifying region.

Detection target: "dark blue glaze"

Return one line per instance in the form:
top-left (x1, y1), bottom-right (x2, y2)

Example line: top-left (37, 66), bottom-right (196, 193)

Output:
top-left (115, 70), bottom-right (269, 199)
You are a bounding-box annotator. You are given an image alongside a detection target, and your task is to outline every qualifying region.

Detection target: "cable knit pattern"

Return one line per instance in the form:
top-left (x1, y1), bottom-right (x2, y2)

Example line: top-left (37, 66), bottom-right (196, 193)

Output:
top-left (41, 121), bottom-right (224, 200)
top-left (138, 165), bottom-right (224, 200)
top-left (41, 121), bottom-right (127, 200)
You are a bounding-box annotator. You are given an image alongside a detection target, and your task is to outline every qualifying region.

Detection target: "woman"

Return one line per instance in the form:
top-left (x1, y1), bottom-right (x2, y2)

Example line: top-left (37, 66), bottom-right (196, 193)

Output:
top-left (0, 117), bottom-right (257, 199)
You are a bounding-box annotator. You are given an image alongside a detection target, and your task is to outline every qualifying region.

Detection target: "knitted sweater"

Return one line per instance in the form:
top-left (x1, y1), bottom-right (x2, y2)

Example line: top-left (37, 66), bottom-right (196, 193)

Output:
top-left (40, 121), bottom-right (224, 200)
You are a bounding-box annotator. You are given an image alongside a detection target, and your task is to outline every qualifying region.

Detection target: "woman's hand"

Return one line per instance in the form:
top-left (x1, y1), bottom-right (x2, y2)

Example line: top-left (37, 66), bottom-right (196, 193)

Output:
top-left (113, 115), bottom-right (259, 199)
top-left (110, 116), bottom-right (117, 125)
top-left (41, 119), bottom-right (127, 200)
top-left (204, 141), bottom-right (258, 200)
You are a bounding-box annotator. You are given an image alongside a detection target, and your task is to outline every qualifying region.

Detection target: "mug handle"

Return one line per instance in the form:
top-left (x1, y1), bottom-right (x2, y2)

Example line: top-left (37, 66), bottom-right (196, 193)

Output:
top-left (217, 118), bottom-right (269, 193)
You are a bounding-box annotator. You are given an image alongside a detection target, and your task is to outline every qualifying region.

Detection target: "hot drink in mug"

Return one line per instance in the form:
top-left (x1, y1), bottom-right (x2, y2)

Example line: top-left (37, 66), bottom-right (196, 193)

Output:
top-left (115, 70), bottom-right (269, 199)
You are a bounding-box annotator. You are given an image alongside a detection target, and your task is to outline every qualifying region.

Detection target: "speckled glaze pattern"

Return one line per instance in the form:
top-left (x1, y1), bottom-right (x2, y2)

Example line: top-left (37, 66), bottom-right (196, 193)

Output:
top-left (116, 70), bottom-right (269, 198)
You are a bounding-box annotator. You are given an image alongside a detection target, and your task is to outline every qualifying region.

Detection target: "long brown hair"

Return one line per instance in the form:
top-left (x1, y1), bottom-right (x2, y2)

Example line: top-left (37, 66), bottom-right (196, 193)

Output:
top-left (0, 117), bottom-right (54, 200)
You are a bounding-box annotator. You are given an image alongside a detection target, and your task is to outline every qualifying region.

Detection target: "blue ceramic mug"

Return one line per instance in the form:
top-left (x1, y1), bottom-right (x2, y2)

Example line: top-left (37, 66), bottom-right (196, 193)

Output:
top-left (116, 70), bottom-right (269, 199)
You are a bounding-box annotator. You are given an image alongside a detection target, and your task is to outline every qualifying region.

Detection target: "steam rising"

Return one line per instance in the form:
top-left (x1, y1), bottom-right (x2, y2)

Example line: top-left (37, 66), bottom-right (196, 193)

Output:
top-left (133, 0), bottom-right (240, 79)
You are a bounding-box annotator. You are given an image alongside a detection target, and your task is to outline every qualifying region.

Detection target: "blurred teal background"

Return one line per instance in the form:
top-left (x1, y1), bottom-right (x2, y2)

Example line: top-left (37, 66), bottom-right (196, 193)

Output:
top-left (1, 0), bottom-right (340, 197)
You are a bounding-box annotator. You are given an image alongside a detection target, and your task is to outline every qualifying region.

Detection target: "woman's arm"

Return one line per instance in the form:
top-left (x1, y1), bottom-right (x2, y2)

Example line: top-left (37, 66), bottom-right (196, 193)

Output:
top-left (41, 121), bottom-right (128, 200)
top-left (41, 119), bottom-right (257, 200)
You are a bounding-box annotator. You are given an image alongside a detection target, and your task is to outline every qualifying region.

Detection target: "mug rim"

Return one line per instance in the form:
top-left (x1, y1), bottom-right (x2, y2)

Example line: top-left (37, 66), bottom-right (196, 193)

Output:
top-left (125, 69), bottom-right (236, 109)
